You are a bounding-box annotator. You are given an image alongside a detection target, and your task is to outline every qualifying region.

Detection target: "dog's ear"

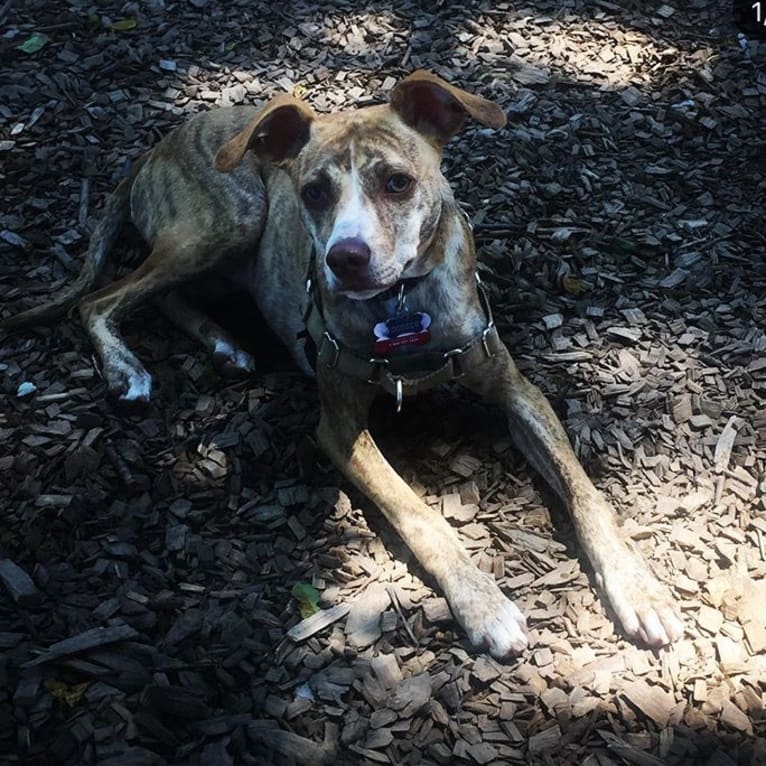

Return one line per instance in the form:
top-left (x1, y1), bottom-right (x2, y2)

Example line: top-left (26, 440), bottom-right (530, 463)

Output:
top-left (216, 95), bottom-right (315, 171)
top-left (390, 70), bottom-right (506, 145)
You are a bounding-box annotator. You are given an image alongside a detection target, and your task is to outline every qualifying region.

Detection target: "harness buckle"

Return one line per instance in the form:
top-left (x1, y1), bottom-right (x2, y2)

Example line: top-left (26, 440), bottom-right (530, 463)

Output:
top-left (320, 332), bottom-right (340, 368)
top-left (481, 326), bottom-right (496, 358)
top-left (443, 347), bottom-right (466, 378)
top-left (367, 357), bottom-right (389, 384)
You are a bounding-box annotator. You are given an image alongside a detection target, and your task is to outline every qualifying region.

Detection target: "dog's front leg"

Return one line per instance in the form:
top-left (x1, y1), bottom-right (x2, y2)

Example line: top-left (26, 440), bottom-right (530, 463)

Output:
top-left (461, 344), bottom-right (684, 647)
top-left (316, 365), bottom-right (529, 658)
top-left (158, 291), bottom-right (255, 378)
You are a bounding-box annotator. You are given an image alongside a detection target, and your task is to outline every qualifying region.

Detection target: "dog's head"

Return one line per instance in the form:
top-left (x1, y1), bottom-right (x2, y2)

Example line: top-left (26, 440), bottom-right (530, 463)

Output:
top-left (216, 71), bottom-right (506, 299)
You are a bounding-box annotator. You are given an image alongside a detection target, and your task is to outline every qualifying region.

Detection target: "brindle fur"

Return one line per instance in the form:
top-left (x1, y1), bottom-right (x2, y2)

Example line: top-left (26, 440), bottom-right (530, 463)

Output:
top-left (0, 71), bottom-right (683, 656)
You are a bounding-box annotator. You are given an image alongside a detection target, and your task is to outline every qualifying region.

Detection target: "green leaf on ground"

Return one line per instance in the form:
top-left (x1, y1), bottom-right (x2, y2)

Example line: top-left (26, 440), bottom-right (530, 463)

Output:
top-left (562, 275), bottom-right (588, 295)
top-left (16, 33), bottom-right (50, 54)
top-left (291, 582), bottom-right (321, 619)
top-left (45, 679), bottom-right (89, 707)
top-left (111, 19), bottom-right (137, 31)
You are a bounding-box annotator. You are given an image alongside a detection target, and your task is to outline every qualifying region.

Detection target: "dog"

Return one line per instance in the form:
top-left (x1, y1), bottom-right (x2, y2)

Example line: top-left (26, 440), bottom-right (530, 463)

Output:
top-left (1, 71), bottom-right (683, 657)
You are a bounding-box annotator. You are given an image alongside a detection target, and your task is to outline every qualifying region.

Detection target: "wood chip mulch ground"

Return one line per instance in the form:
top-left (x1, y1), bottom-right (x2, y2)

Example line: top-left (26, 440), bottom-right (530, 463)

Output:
top-left (1, 1), bottom-right (765, 764)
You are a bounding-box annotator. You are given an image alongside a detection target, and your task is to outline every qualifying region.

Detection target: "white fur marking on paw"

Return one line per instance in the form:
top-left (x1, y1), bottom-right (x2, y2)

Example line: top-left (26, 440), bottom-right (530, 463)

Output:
top-left (213, 340), bottom-right (254, 372)
top-left (121, 367), bottom-right (152, 401)
top-left (484, 601), bottom-right (529, 656)
top-left (446, 566), bottom-right (529, 659)
top-left (235, 350), bottom-right (254, 370)
top-left (214, 339), bottom-right (235, 357)
top-left (91, 316), bottom-right (152, 401)
top-left (603, 562), bottom-right (684, 647)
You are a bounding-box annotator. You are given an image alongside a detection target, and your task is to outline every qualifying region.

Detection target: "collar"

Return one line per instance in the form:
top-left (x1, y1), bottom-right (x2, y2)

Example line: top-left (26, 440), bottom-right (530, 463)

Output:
top-left (301, 248), bottom-right (501, 411)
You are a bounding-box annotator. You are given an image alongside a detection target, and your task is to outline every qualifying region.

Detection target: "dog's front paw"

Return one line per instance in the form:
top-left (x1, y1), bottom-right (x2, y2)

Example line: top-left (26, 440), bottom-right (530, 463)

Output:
top-left (443, 563), bottom-right (530, 659)
top-left (213, 340), bottom-right (255, 378)
top-left (103, 358), bottom-right (153, 409)
top-left (599, 558), bottom-right (684, 647)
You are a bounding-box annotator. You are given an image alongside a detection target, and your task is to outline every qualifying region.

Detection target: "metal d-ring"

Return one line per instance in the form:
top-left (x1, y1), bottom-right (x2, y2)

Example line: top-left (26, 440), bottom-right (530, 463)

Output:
top-left (394, 378), bottom-right (403, 413)
top-left (321, 332), bottom-right (340, 368)
top-left (396, 282), bottom-right (406, 314)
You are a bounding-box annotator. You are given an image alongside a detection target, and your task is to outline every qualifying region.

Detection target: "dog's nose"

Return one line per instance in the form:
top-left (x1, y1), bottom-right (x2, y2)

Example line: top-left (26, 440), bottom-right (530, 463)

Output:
top-left (326, 238), bottom-right (371, 282)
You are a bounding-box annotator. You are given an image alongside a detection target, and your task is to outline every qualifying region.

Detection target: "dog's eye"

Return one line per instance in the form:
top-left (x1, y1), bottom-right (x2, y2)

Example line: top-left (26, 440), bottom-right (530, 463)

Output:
top-left (301, 183), bottom-right (328, 208)
top-left (385, 173), bottom-right (414, 195)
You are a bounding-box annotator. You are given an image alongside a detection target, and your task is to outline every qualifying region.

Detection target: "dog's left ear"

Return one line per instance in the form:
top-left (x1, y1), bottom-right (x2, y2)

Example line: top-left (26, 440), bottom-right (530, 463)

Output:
top-left (390, 70), bottom-right (506, 145)
top-left (216, 94), bottom-right (316, 172)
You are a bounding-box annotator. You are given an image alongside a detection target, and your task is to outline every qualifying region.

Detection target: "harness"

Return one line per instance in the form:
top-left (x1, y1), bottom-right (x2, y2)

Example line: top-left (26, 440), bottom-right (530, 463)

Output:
top-left (300, 250), bottom-right (502, 411)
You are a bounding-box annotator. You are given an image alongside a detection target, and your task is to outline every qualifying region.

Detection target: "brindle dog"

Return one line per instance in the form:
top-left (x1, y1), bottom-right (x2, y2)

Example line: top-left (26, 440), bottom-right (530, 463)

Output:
top-left (1, 71), bottom-right (683, 657)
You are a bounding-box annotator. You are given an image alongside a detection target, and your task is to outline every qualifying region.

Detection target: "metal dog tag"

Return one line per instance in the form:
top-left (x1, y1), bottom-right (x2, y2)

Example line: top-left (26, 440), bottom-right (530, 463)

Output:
top-left (373, 312), bottom-right (431, 355)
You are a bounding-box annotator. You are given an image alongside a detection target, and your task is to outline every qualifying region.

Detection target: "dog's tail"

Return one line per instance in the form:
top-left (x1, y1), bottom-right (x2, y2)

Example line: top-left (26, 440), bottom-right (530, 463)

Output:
top-left (0, 158), bottom-right (144, 332)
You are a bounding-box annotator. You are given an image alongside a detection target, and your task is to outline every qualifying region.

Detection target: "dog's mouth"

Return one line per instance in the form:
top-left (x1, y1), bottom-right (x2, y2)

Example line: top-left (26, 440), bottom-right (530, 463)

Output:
top-left (337, 256), bottom-right (423, 300)
top-left (334, 272), bottom-right (404, 301)
top-left (338, 284), bottom-right (396, 301)
top-left (337, 256), bottom-right (433, 301)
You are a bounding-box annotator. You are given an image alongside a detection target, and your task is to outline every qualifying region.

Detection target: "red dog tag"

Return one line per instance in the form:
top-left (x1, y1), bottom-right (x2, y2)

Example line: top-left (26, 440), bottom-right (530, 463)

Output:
top-left (374, 312), bottom-right (431, 355)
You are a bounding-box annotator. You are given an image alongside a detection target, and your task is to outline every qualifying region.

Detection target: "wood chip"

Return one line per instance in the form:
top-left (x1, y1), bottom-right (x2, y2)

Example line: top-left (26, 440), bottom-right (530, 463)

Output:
top-left (472, 656), bottom-right (502, 683)
top-left (742, 620), bottom-right (766, 654)
top-left (370, 653), bottom-right (402, 689)
top-left (386, 672), bottom-right (431, 717)
top-left (697, 605), bottom-right (724, 635)
top-left (599, 729), bottom-right (668, 766)
top-left (466, 742), bottom-right (499, 764)
top-left (619, 680), bottom-right (675, 727)
top-left (248, 721), bottom-right (334, 765)
top-left (714, 415), bottom-right (740, 471)
top-left (345, 583), bottom-right (390, 650)
top-left (719, 701), bottom-right (753, 735)
top-left (449, 454), bottom-right (482, 478)
top-left (0, 558), bottom-right (40, 605)
top-left (288, 603), bottom-right (352, 643)
top-left (24, 625), bottom-right (139, 667)
top-left (528, 724), bottom-right (561, 755)
top-left (442, 493), bottom-right (478, 522)
top-left (606, 326), bottom-right (642, 344)
top-left (422, 597), bottom-right (452, 624)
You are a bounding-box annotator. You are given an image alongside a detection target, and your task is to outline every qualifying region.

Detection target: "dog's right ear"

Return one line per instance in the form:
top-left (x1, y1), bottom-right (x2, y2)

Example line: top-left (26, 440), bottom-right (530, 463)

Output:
top-left (216, 95), bottom-right (315, 172)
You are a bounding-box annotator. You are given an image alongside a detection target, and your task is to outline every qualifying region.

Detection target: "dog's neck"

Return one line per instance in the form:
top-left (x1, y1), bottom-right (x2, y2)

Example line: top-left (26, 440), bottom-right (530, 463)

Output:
top-left (316, 203), bottom-right (486, 355)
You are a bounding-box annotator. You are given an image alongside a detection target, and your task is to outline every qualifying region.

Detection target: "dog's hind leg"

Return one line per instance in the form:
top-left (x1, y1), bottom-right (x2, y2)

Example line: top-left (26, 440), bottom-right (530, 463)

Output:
top-left (79, 235), bottom-right (209, 407)
top-left (460, 343), bottom-right (684, 648)
top-left (316, 365), bottom-right (530, 659)
top-left (157, 291), bottom-right (255, 378)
